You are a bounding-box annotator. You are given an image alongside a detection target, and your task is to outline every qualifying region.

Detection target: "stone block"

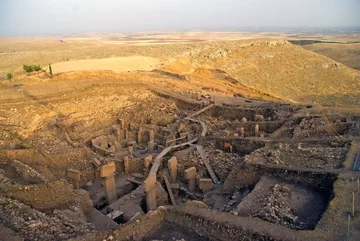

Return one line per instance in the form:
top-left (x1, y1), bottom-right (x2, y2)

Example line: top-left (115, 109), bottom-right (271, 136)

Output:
top-left (184, 167), bottom-right (196, 179)
top-left (170, 183), bottom-right (180, 190)
top-left (199, 178), bottom-right (214, 192)
top-left (67, 169), bottom-right (81, 181)
top-left (100, 162), bottom-right (116, 177)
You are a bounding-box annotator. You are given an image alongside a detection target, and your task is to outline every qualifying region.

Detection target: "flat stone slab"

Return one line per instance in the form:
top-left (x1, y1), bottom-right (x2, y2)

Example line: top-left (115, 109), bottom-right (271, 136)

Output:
top-left (185, 167), bottom-right (196, 179)
top-left (100, 162), bottom-right (116, 177)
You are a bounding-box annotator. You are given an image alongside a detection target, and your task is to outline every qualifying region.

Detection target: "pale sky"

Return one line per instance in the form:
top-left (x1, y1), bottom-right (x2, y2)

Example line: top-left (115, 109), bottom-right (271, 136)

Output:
top-left (0, 0), bottom-right (359, 36)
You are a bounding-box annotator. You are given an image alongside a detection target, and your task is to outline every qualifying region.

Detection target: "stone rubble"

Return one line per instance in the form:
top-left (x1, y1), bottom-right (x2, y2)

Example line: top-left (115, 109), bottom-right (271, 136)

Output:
top-left (254, 184), bottom-right (306, 230)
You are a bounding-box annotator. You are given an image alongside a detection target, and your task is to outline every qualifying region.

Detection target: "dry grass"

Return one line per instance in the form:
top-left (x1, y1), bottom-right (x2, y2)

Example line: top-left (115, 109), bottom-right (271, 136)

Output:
top-left (303, 43), bottom-right (360, 70)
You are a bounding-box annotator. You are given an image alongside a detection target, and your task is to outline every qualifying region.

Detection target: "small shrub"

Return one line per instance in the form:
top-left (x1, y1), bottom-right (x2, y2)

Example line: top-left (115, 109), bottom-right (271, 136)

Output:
top-left (7, 73), bottom-right (13, 81)
top-left (23, 64), bottom-right (42, 73)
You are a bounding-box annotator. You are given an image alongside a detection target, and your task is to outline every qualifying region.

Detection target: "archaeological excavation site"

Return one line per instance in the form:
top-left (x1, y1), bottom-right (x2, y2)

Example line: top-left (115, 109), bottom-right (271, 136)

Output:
top-left (1, 83), bottom-right (360, 241)
top-left (1, 36), bottom-right (360, 241)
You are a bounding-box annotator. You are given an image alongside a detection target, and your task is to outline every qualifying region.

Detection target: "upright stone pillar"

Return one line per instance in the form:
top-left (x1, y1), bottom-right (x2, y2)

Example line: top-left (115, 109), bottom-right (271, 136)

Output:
top-left (128, 145), bottom-right (134, 156)
top-left (185, 167), bottom-right (196, 192)
top-left (144, 155), bottom-right (152, 177)
top-left (92, 158), bottom-right (101, 178)
top-left (119, 119), bottom-right (125, 130)
top-left (240, 127), bottom-right (245, 138)
top-left (67, 169), bottom-right (81, 189)
top-left (242, 117), bottom-right (247, 123)
top-left (100, 162), bottom-right (117, 204)
top-left (148, 141), bottom-right (155, 154)
top-left (168, 157), bottom-right (178, 182)
top-left (114, 126), bottom-right (121, 142)
top-left (124, 156), bottom-right (130, 175)
top-left (143, 173), bottom-right (157, 211)
top-left (255, 124), bottom-right (259, 137)
top-left (149, 130), bottom-right (155, 142)
top-left (124, 128), bottom-right (129, 139)
top-left (137, 127), bottom-right (143, 144)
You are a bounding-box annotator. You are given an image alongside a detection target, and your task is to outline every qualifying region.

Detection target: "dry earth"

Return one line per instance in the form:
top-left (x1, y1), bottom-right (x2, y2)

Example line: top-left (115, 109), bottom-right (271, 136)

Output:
top-left (302, 42), bottom-right (360, 70)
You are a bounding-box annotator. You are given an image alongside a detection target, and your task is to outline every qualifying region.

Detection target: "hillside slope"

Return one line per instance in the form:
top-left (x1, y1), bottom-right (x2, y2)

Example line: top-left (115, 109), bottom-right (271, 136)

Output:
top-left (1, 38), bottom-right (359, 106)
top-left (301, 42), bottom-right (360, 71)
top-left (176, 39), bottom-right (360, 105)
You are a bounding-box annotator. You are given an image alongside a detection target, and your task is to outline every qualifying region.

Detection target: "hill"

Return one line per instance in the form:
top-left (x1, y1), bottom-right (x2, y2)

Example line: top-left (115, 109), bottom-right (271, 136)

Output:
top-left (1, 38), bottom-right (359, 106)
top-left (301, 42), bottom-right (360, 71)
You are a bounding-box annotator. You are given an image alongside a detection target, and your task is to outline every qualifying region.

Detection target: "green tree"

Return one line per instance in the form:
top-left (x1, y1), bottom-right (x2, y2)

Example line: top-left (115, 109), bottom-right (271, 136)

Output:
top-left (7, 73), bottom-right (13, 81)
top-left (49, 63), bottom-right (53, 76)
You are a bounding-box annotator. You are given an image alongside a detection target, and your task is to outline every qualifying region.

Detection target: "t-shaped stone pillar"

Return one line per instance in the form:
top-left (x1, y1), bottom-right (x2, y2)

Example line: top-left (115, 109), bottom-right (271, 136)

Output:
top-left (185, 167), bottom-right (196, 192)
top-left (168, 156), bottom-right (178, 182)
top-left (67, 169), bottom-right (81, 189)
top-left (143, 173), bottom-right (157, 211)
top-left (100, 162), bottom-right (117, 204)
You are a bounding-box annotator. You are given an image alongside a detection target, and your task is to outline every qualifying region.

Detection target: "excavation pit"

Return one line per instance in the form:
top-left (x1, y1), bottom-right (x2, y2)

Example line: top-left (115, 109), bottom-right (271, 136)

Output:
top-left (145, 222), bottom-right (209, 241)
top-left (236, 175), bottom-right (334, 230)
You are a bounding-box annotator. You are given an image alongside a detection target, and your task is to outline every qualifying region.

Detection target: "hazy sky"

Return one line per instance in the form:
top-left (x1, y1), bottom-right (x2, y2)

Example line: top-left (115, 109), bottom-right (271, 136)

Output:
top-left (0, 0), bottom-right (359, 36)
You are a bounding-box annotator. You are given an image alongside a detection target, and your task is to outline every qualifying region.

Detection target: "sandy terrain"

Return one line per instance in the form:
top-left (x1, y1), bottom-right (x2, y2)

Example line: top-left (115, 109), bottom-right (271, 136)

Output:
top-left (51, 56), bottom-right (160, 74)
